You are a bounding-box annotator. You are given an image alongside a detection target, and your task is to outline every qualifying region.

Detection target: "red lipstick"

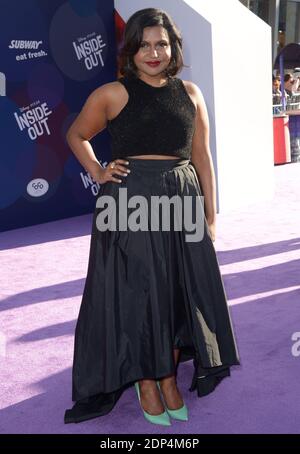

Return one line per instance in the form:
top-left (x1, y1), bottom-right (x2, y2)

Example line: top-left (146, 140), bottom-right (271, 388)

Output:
top-left (145, 61), bottom-right (161, 67)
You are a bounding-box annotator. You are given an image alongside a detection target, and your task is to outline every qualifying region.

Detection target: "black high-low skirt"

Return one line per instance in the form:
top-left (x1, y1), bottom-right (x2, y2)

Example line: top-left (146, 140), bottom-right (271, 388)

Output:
top-left (64, 157), bottom-right (240, 424)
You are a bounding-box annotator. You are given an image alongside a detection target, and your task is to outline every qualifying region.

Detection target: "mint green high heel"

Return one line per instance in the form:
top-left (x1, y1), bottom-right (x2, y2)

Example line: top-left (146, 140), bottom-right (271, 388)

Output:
top-left (134, 382), bottom-right (171, 426)
top-left (157, 382), bottom-right (188, 421)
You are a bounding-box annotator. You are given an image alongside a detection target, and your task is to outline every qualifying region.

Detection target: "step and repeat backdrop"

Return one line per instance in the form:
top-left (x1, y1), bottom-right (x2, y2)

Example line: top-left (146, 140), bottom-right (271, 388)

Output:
top-left (0, 0), bottom-right (117, 231)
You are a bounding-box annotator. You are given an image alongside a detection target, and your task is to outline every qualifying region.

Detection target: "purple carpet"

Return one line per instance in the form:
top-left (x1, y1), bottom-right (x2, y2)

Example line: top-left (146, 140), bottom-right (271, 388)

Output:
top-left (0, 162), bottom-right (299, 434)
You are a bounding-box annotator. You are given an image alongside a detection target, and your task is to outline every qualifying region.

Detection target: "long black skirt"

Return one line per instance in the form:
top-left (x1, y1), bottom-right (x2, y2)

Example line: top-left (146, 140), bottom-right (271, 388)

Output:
top-left (64, 157), bottom-right (240, 423)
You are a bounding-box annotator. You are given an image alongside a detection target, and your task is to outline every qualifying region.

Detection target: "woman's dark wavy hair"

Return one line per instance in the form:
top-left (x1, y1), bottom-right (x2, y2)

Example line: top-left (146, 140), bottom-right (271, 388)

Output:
top-left (118, 8), bottom-right (187, 79)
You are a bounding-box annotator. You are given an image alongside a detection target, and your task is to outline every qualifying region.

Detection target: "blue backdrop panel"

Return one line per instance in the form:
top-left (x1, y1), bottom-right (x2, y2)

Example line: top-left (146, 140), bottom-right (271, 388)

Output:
top-left (0, 0), bottom-right (116, 232)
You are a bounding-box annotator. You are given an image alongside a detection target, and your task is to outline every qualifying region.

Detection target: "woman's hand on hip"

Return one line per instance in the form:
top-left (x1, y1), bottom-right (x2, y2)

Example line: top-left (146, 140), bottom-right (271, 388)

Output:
top-left (91, 159), bottom-right (131, 184)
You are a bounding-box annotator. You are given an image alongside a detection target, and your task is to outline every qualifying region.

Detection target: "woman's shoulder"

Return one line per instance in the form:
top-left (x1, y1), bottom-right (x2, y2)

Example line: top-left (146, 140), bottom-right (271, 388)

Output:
top-left (100, 77), bottom-right (127, 92)
top-left (179, 79), bottom-right (201, 95)
top-left (85, 79), bottom-right (118, 97)
top-left (180, 79), bottom-right (209, 112)
top-left (81, 79), bottom-right (128, 119)
top-left (89, 78), bottom-right (128, 101)
top-left (177, 78), bottom-right (200, 111)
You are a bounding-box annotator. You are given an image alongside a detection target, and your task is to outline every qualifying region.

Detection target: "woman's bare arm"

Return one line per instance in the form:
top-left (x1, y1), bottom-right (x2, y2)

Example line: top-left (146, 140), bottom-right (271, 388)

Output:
top-left (66, 84), bottom-right (129, 183)
top-left (188, 82), bottom-right (217, 225)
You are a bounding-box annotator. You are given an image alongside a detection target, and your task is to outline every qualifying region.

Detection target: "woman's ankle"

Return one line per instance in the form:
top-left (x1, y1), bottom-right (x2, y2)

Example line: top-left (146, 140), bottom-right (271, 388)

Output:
top-left (159, 373), bottom-right (177, 387)
top-left (138, 379), bottom-right (157, 390)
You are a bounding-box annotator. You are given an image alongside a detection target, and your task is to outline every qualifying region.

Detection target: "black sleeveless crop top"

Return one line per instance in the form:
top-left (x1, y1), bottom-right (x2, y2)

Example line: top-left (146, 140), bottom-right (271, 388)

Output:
top-left (106, 75), bottom-right (196, 160)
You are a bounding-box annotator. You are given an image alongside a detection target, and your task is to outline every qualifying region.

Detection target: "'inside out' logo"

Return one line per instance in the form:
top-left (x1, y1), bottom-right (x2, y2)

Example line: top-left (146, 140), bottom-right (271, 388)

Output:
top-left (14, 102), bottom-right (52, 140)
top-left (72, 33), bottom-right (106, 71)
top-left (80, 161), bottom-right (108, 196)
top-left (49, 2), bottom-right (109, 81)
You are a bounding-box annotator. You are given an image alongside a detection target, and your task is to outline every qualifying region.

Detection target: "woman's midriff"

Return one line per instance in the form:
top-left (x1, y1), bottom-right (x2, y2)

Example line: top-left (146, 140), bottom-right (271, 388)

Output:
top-left (126, 155), bottom-right (181, 160)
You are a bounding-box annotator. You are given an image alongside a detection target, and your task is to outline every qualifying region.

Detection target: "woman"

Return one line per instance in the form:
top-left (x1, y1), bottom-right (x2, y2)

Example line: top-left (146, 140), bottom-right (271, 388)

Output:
top-left (64, 8), bottom-right (240, 426)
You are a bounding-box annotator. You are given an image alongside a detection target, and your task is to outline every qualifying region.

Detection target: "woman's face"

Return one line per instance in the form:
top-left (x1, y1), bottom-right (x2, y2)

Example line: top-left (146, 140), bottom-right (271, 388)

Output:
top-left (133, 25), bottom-right (172, 78)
